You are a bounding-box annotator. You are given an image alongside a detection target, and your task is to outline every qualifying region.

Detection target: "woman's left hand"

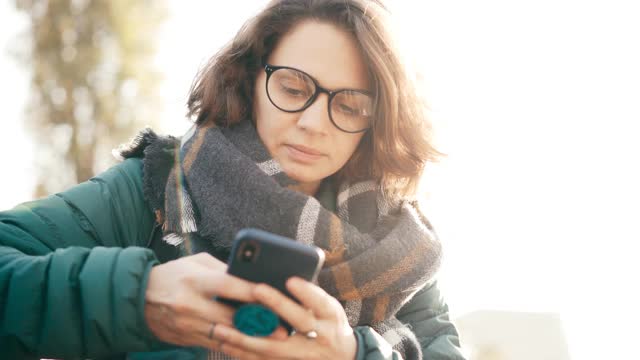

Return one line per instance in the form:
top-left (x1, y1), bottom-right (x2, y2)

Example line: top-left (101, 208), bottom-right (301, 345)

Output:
top-left (213, 277), bottom-right (357, 360)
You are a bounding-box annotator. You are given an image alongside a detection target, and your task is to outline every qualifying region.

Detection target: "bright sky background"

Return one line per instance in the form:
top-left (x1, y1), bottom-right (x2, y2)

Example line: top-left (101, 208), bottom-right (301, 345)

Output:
top-left (2, 1), bottom-right (640, 359)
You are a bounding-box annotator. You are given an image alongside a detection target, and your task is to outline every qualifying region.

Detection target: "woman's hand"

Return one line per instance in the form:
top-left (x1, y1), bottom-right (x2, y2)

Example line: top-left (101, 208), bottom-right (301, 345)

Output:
top-left (144, 252), bottom-right (257, 350)
top-left (213, 277), bottom-right (357, 360)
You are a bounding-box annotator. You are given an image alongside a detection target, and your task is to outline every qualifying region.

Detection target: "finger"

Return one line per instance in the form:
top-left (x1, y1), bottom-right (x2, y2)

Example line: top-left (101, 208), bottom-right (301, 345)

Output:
top-left (215, 323), bottom-right (305, 358)
top-left (196, 271), bottom-right (257, 302)
top-left (185, 295), bottom-right (236, 326)
top-left (148, 283), bottom-right (236, 326)
top-left (163, 315), bottom-right (224, 350)
top-left (269, 326), bottom-right (288, 341)
top-left (221, 343), bottom-right (289, 360)
top-left (286, 277), bottom-right (338, 320)
top-left (253, 283), bottom-right (317, 333)
top-left (188, 252), bottom-right (227, 270)
top-left (220, 343), bottom-right (263, 360)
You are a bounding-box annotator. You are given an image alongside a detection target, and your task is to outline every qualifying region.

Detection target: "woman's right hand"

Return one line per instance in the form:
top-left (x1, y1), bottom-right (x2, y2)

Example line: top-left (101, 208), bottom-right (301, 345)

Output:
top-left (144, 252), bottom-right (257, 350)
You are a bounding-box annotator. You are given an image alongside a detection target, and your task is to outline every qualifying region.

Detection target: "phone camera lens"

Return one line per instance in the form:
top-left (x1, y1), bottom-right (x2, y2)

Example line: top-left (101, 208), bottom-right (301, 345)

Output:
top-left (240, 243), bottom-right (257, 262)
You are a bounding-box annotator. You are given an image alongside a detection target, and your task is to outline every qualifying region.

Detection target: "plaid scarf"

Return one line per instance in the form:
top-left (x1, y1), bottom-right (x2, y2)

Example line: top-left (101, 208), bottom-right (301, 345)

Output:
top-left (120, 120), bottom-right (442, 359)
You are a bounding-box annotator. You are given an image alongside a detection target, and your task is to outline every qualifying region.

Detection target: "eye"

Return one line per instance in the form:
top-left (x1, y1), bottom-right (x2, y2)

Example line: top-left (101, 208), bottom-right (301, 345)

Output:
top-left (337, 103), bottom-right (358, 115)
top-left (279, 84), bottom-right (308, 97)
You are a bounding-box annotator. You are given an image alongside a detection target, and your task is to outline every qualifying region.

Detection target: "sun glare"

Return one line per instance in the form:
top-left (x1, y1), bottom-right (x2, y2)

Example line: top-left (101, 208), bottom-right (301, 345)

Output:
top-left (1, 1), bottom-right (638, 359)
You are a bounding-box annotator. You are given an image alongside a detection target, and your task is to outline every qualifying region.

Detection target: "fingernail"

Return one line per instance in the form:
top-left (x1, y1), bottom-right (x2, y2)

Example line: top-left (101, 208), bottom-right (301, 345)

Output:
top-left (288, 277), bottom-right (303, 289)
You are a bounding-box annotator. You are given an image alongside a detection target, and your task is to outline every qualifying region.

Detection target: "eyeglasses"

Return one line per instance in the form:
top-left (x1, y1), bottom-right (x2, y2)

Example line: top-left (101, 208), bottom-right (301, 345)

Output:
top-left (264, 64), bottom-right (373, 133)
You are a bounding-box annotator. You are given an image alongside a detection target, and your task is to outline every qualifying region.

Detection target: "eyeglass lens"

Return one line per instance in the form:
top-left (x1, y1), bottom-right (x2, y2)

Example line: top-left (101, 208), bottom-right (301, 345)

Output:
top-left (267, 67), bottom-right (372, 132)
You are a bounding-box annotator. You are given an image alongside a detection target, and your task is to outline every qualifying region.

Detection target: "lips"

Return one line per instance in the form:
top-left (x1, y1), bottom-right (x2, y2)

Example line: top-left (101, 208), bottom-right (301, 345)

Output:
top-left (284, 144), bottom-right (325, 163)
top-left (287, 144), bottom-right (323, 156)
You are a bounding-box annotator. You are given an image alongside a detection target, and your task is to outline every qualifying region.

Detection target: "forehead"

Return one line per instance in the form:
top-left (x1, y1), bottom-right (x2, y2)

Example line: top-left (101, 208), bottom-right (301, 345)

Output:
top-left (267, 20), bottom-right (370, 90)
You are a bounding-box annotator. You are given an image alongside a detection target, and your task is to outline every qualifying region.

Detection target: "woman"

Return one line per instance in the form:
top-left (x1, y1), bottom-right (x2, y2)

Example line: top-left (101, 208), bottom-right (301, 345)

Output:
top-left (0, 1), bottom-right (464, 359)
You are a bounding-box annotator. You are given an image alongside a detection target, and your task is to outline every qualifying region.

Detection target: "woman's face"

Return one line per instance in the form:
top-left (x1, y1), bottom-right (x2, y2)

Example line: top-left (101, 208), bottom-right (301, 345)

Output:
top-left (254, 20), bottom-right (370, 195)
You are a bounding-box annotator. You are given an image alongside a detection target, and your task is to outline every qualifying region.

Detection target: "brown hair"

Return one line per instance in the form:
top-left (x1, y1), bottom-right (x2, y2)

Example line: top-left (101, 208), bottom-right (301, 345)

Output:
top-left (187, 0), bottom-right (441, 199)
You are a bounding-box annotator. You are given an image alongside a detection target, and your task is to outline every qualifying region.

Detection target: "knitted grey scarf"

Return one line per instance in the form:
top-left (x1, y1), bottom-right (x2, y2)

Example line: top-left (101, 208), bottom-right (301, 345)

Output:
top-left (121, 120), bottom-right (442, 359)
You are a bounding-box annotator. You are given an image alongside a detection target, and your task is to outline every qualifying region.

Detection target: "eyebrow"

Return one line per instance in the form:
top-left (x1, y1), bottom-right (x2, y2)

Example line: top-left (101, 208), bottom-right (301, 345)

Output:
top-left (268, 63), bottom-right (371, 94)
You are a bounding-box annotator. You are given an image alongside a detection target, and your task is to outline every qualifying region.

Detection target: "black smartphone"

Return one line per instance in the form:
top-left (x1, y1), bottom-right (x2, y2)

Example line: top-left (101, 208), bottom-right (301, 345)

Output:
top-left (219, 228), bottom-right (325, 308)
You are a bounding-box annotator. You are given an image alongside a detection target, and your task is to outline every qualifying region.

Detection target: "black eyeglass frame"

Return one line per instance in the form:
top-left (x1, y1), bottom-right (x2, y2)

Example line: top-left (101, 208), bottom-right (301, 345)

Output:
top-left (263, 63), bottom-right (373, 134)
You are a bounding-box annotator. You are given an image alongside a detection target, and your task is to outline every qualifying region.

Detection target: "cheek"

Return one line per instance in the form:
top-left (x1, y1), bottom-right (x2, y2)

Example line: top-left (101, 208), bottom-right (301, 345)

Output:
top-left (254, 92), bottom-right (277, 148)
top-left (254, 74), bottom-right (275, 144)
top-left (334, 134), bottom-right (364, 163)
top-left (255, 113), bottom-right (276, 152)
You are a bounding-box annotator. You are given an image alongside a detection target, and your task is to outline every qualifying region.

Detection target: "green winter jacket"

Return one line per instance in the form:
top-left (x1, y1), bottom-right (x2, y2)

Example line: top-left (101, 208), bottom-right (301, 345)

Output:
top-left (0, 158), bottom-right (465, 360)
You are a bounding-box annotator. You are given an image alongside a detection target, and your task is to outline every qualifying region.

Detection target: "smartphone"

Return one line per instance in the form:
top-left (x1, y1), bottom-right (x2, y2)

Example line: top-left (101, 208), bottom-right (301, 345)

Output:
top-left (219, 228), bottom-right (325, 308)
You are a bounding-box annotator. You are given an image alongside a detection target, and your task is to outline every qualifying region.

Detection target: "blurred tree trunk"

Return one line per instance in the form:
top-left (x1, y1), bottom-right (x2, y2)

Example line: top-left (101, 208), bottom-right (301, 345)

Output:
top-left (13, 0), bottom-right (166, 197)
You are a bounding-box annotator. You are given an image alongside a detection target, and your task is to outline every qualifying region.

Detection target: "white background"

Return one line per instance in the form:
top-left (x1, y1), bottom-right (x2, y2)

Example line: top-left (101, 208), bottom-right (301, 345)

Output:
top-left (2, 1), bottom-right (639, 359)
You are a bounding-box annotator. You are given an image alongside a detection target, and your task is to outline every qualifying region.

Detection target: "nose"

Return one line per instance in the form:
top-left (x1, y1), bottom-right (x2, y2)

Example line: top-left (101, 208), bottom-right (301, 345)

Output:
top-left (295, 93), bottom-right (331, 134)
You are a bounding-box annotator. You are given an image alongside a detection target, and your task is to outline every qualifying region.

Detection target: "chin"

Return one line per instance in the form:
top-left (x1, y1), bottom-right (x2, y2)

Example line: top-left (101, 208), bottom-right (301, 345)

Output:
top-left (287, 171), bottom-right (321, 184)
top-left (281, 163), bottom-right (323, 184)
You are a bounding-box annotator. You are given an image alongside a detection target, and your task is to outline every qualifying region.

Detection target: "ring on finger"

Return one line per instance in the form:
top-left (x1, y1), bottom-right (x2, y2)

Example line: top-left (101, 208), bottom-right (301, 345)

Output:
top-left (300, 318), bottom-right (318, 339)
top-left (308, 316), bottom-right (319, 338)
top-left (208, 322), bottom-right (216, 340)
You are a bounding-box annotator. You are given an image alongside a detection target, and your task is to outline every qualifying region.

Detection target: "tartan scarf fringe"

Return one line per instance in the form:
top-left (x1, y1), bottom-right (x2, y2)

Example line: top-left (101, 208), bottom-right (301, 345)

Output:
top-left (119, 120), bottom-right (442, 359)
